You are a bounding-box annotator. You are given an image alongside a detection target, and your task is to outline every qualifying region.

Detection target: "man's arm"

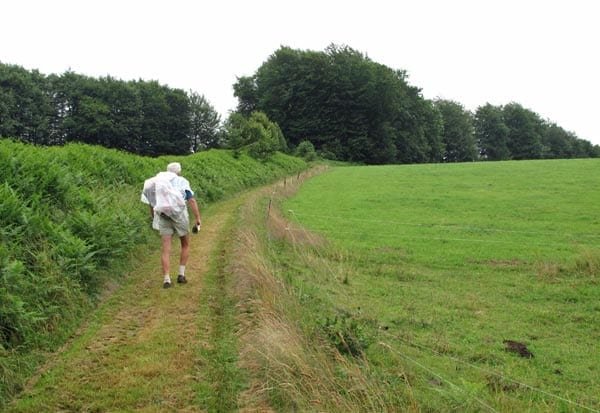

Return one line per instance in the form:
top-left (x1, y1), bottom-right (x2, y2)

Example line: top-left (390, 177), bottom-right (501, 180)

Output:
top-left (187, 197), bottom-right (202, 226)
top-left (149, 206), bottom-right (154, 220)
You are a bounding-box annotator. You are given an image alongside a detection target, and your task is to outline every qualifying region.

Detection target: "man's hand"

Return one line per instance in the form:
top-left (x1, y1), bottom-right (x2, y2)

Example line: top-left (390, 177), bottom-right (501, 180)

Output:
top-left (192, 221), bottom-right (201, 233)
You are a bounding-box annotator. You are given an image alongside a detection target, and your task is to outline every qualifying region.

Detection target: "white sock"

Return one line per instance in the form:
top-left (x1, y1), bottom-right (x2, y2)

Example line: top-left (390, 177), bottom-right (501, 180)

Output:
top-left (164, 274), bottom-right (171, 283)
top-left (179, 265), bottom-right (186, 276)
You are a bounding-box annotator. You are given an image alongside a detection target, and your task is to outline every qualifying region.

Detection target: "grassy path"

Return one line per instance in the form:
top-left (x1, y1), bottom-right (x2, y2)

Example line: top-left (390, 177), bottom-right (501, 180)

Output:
top-left (7, 195), bottom-right (246, 412)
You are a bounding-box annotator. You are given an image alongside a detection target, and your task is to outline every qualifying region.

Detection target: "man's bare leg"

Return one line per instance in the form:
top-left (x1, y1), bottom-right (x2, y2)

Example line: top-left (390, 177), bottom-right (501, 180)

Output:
top-left (161, 235), bottom-right (172, 287)
top-left (177, 234), bottom-right (190, 283)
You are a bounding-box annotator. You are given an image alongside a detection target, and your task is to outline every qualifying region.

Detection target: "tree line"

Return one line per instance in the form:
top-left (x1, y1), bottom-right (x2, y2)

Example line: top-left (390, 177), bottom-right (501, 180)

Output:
top-left (2, 47), bottom-right (599, 163)
top-left (0, 62), bottom-right (222, 156)
top-left (234, 45), bottom-right (599, 163)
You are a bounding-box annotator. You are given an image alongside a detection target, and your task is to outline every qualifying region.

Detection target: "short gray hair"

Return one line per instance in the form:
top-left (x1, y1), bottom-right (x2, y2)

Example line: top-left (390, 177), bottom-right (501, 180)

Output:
top-left (167, 162), bottom-right (181, 174)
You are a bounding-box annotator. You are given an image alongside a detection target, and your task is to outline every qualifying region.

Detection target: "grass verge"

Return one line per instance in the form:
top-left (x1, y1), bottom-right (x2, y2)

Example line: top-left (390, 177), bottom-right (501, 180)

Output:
top-left (229, 168), bottom-right (416, 412)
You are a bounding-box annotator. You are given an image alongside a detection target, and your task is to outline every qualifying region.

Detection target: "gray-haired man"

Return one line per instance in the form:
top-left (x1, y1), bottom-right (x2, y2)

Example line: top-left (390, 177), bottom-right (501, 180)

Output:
top-left (142, 162), bottom-right (202, 288)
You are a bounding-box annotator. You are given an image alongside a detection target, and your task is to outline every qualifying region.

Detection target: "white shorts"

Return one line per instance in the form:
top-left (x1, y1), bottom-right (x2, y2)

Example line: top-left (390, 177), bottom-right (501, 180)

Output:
top-left (157, 212), bottom-right (189, 237)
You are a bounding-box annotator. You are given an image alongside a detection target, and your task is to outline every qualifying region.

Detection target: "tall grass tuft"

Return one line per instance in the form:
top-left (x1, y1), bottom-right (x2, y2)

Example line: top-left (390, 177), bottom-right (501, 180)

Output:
top-left (573, 248), bottom-right (600, 278)
top-left (537, 248), bottom-right (600, 281)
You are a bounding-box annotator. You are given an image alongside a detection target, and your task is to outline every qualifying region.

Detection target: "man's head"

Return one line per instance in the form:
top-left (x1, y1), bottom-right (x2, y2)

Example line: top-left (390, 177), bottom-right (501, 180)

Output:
top-left (167, 162), bottom-right (182, 175)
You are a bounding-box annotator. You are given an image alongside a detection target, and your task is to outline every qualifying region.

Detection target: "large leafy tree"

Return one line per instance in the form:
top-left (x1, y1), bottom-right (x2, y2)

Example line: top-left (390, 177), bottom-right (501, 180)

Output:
top-left (134, 80), bottom-right (192, 156)
top-left (474, 103), bottom-right (510, 160)
top-left (98, 77), bottom-right (143, 152)
top-left (395, 90), bottom-right (444, 164)
top-left (63, 75), bottom-right (118, 148)
top-left (51, 73), bottom-right (142, 152)
top-left (503, 103), bottom-right (544, 160)
top-left (46, 70), bottom-right (81, 145)
top-left (542, 124), bottom-right (600, 159)
top-left (574, 139), bottom-right (600, 158)
top-left (252, 47), bottom-right (333, 150)
top-left (188, 91), bottom-right (221, 152)
top-left (435, 100), bottom-right (477, 162)
top-left (163, 87), bottom-right (192, 154)
top-left (0, 63), bottom-right (53, 144)
top-left (234, 45), bottom-right (438, 164)
top-left (542, 123), bottom-right (576, 159)
top-left (233, 76), bottom-right (259, 116)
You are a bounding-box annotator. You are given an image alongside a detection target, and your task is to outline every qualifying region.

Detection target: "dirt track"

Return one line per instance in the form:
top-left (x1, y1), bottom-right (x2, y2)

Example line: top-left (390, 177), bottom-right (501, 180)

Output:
top-left (8, 195), bottom-right (243, 412)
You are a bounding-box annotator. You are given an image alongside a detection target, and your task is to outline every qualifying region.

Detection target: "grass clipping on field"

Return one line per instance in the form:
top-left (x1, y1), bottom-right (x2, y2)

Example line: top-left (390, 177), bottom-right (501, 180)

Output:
top-left (230, 173), bottom-right (410, 412)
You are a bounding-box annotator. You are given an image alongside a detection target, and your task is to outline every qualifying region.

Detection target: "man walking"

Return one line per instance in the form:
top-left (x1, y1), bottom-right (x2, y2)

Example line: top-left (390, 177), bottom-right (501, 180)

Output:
top-left (142, 162), bottom-right (202, 288)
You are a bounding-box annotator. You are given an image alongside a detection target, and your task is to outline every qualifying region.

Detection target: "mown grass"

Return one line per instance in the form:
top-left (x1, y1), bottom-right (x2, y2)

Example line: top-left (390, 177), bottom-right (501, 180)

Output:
top-left (194, 199), bottom-right (248, 412)
top-left (280, 159), bottom-right (600, 412)
top-left (0, 138), bottom-right (306, 407)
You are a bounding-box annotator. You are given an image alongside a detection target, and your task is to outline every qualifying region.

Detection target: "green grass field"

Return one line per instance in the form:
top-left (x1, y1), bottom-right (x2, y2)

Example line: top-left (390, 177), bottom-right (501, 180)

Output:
top-left (281, 159), bottom-right (600, 412)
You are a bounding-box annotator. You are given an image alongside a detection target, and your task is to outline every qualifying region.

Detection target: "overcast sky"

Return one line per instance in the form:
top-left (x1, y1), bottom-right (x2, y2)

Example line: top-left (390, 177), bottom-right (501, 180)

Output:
top-left (2, 0), bottom-right (598, 145)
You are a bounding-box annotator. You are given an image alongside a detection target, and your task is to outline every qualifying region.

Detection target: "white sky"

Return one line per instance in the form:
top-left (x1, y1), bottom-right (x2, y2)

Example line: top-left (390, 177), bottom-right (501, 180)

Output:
top-left (2, 0), bottom-right (599, 144)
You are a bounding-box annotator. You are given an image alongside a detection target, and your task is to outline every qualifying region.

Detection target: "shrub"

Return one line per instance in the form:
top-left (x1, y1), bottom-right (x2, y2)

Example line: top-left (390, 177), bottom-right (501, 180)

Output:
top-left (295, 140), bottom-right (317, 161)
top-left (320, 312), bottom-right (372, 357)
top-left (223, 112), bottom-right (286, 160)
